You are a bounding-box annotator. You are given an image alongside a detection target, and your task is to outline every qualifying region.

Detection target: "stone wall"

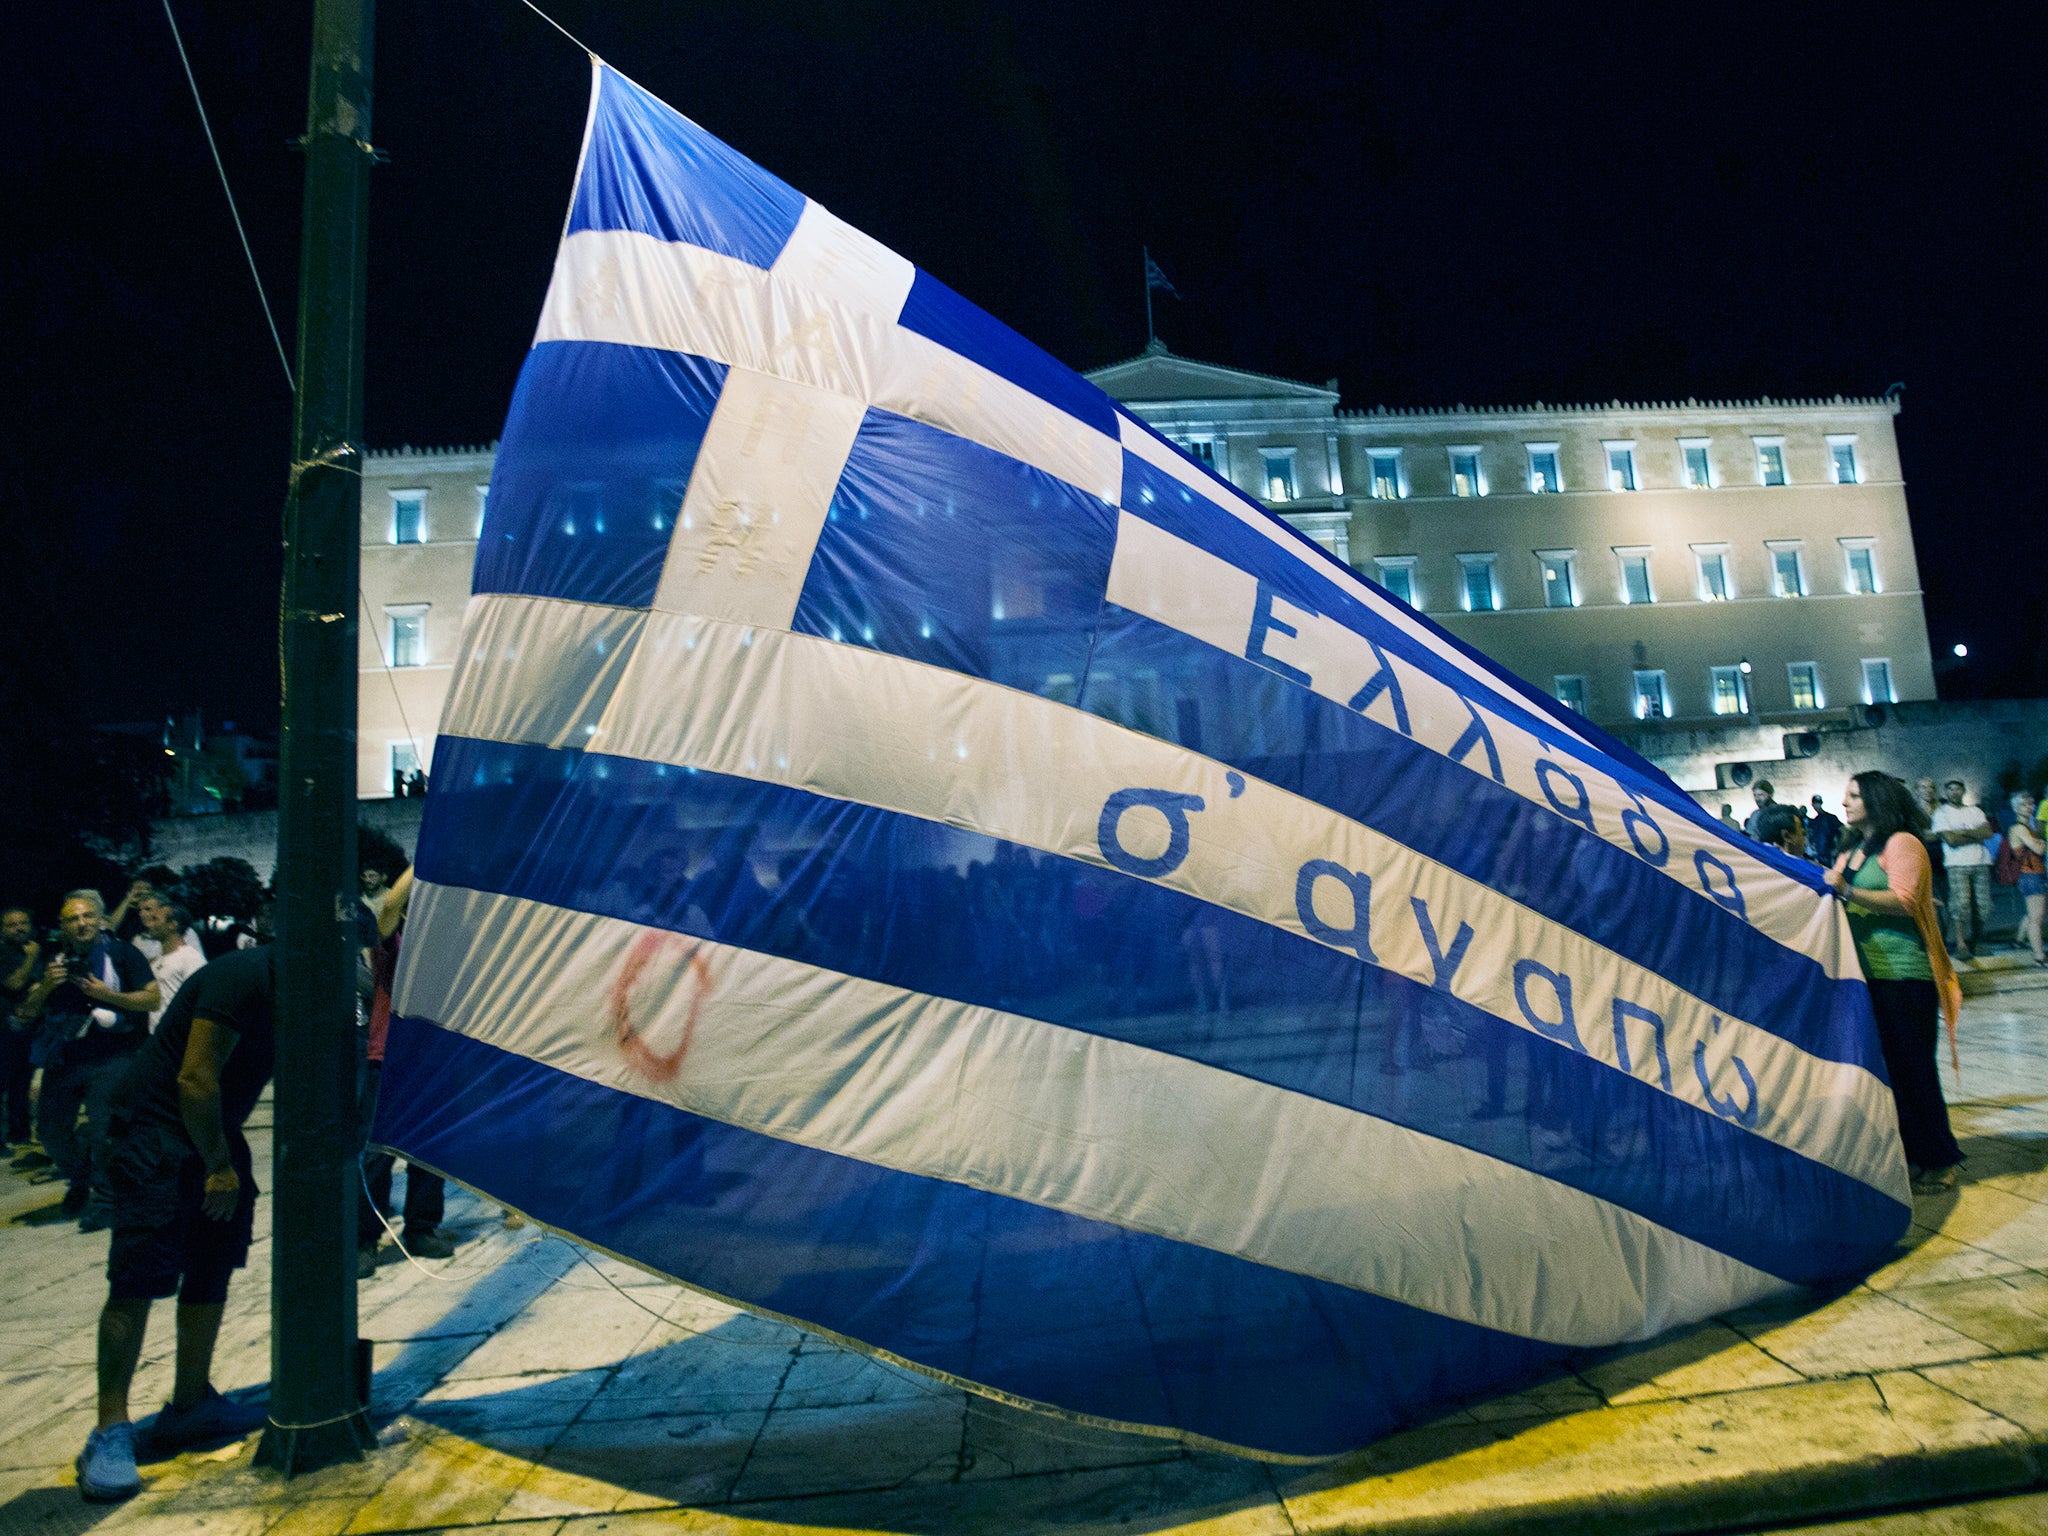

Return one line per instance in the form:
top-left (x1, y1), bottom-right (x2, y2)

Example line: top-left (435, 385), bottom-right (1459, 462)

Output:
top-left (1625, 698), bottom-right (2048, 820)
top-left (146, 799), bottom-right (425, 885)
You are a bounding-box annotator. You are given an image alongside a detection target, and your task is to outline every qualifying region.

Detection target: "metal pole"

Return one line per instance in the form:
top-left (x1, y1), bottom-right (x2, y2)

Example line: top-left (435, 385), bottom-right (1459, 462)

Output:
top-left (1143, 245), bottom-right (1154, 347)
top-left (255, 0), bottom-right (375, 1476)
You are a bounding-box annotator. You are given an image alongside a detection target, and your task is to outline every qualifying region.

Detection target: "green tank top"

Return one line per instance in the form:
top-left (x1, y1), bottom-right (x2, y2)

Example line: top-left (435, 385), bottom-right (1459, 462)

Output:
top-left (1846, 850), bottom-right (1932, 980)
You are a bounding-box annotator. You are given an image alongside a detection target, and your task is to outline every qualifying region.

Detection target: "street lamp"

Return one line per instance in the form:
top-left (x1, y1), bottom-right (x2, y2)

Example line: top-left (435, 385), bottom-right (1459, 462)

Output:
top-left (1953, 643), bottom-right (1968, 658)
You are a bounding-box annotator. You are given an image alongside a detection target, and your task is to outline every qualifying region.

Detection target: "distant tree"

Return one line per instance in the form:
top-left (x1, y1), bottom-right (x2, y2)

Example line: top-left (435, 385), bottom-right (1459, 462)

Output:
top-left (179, 857), bottom-right (268, 928)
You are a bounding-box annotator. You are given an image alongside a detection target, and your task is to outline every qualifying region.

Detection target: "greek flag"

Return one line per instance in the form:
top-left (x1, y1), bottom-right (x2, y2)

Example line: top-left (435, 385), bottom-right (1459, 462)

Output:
top-left (380, 61), bottom-right (1908, 1460)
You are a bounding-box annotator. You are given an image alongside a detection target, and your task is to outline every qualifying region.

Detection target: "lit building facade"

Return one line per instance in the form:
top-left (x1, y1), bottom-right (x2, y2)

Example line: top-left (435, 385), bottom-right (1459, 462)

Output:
top-left (357, 353), bottom-right (1933, 795)
top-left (1088, 345), bottom-right (1933, 741)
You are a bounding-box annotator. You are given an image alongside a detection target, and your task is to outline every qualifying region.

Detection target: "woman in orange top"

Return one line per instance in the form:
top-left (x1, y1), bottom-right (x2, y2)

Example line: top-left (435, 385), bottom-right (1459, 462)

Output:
top-left (1825, 771), bottom-right (1964, 1194)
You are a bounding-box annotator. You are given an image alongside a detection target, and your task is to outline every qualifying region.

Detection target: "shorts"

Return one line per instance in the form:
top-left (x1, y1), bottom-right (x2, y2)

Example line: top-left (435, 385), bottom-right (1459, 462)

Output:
top-left (2020, 872), bottom-right (2046, 899)
top-left (106, 1120), bottom-right (257, 1305)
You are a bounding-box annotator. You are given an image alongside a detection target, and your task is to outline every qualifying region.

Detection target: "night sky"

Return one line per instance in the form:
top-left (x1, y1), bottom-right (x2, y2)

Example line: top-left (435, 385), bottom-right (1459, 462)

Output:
top-left (9, 1), bottom-right (2044, 735)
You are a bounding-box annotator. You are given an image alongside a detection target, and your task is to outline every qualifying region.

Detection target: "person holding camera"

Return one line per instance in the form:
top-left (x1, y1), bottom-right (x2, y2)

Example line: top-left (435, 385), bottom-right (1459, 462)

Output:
top-left (13, 891), bottom-right (158, 1224)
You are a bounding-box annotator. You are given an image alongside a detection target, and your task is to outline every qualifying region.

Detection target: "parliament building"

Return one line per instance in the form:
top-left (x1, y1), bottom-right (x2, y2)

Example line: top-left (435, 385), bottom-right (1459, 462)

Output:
top-left (358, 348), bottom-right (1933, 798)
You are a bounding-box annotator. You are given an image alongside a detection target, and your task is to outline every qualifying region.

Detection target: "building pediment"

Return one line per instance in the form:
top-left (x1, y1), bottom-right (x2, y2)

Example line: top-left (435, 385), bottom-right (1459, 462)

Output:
top-left (1086, 342), bottom-right (1338, 406)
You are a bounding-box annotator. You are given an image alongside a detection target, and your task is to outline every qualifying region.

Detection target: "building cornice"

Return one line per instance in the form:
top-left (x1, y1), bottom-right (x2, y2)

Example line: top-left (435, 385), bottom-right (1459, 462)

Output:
top-left (1337, 395), bottom-right (1900, 425)
top-left (365, 444), bottom-right (499, 477)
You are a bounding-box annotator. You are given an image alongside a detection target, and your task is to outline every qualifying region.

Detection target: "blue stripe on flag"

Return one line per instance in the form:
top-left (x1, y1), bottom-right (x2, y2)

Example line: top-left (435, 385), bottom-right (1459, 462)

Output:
top-left (569, 67), bottom-right (806, 267)
top-left (897, 270), bottom-right (1119, 437)
top-left (377, 1013), bottom-right (1565, 1457)
top-left (790, 407), bottom-right (1116, 680)
top-left (475, 341), bottom-right (727, 608)
top-left (780, 443), bottom-right (1878, 1076)
top-left (415, 734), bottom-right (1910, 1283)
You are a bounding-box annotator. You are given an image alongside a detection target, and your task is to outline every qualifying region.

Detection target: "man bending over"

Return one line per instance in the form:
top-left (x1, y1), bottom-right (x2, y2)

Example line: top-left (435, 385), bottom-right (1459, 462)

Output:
top-left (77, 940), bottom-right (276, 1501)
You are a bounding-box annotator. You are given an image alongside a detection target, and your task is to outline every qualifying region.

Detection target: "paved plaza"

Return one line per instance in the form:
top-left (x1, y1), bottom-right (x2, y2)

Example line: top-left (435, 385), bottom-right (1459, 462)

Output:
top-left (2, 976), bottom-right (2045, 1536)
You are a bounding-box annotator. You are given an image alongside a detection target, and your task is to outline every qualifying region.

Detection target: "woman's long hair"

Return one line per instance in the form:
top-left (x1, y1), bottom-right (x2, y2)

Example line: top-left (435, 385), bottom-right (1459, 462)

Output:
top-left (1840, 770), bottom-right (1928, 855)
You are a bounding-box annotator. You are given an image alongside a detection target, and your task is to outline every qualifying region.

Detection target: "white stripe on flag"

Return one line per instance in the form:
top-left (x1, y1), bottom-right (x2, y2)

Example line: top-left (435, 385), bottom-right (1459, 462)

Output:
top-left (394, 880), bottom-right (1794, 1346)
top-left (536, 228), bottom-right (1122, 504)
top-left (436, 593), bottom-right (1907, 1200)
top-left (651, 367), bottom-right (868, 629)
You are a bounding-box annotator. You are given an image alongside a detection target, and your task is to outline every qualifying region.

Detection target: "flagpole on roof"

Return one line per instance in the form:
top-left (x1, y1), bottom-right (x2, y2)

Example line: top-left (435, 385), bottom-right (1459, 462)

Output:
top-left (256, 0), bottom-right (377, 1476)
top-left (1143, 245), bottom-right (1155, 347)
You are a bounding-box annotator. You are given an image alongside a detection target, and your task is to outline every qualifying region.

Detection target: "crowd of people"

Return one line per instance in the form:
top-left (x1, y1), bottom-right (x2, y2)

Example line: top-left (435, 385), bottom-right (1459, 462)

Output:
top-left (2, 837), bottom-right (460, 1502)
top-left (1724, 772), bottom-right (2048, 968)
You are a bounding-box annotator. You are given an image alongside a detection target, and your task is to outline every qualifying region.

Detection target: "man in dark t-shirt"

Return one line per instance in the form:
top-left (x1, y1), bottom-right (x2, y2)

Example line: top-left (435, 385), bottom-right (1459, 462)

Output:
top-left (75, 944), bottom-right (276, 1503)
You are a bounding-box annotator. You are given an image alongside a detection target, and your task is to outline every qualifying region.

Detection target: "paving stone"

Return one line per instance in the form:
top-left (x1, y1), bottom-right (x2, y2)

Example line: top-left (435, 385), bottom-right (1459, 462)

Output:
top-left (416, 1370), bottom-right (612, 1433)
top-left (342, 1423), bottom-right (554, 1533)
top-left (1274, 1374), bottom-right (2033, 1535)
top-left (1920, 1351), bottom-right (2048, 1435)
top-left (1757, 1488), bottom-right (2048, 1533)
top-left (545, 1409), bottom-right (766, 1509)
top-left (955, 1392), bottom-right (1182, 1481)
top-left (1730, 1286), bottom-right (1993, 1377)
top-left (1886, 1273), bottom-right (2048, 1355)
top-left (725, 1394), bottom-right (966, 1502)
top-left (575, 1335), bottom-right (794, 1422)
top-left (1862, 1233), bottom-right (2029, 1292)
top-left (1574, 1321), bottom-right (1806, 1404)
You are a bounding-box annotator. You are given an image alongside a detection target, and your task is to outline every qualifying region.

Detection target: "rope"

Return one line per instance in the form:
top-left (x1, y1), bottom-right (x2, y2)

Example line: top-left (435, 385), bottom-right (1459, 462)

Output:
top-left (514, 0), bottom-right (600, 57)
top-left (358, 587), bottom-right (428, 788)
top-left (159, 0), bottom-right (294, 391)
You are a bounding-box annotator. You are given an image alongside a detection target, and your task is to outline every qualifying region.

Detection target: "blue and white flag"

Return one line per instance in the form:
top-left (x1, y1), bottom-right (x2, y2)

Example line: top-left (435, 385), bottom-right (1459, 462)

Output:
top-left (380, 62), bottom-right (1909, 1460)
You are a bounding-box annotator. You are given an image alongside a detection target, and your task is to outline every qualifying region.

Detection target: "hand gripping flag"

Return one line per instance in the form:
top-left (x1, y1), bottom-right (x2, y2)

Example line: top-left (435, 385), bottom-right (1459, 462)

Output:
top-left (379, 61), bottom-right (1910, 1459)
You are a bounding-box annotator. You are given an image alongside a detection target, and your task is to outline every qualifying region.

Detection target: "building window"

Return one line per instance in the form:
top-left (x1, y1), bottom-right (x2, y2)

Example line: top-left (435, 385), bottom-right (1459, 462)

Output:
top-left (1282, 511), bottom-right (1351, 564)
top-left (1841, 537), bottom-right (1879, 594)
top-left (1458, 553), bottom-right (1499, 612)
top-left (1615, 547), bottom-right (1655, 605)
top-left (1368, 450), bottom-right (1402, 500)
top-left (1375, 556), bottom-right (1417, 606)
top-left (1176, 435), bottom-right (1216, 468)
top-left (474, 485), bottom-right (490, 537)
top-left (390, 742), bottom-right (420, 796)
top-left (1526, 443), bottom-right (1562, 493)
top-left (1604, 442), bottom-right (1639, 492)
top-left (1754, 438), bottom-right (1788, 486)
top-left (1861, 658), bottom-right (1895, 705)
top-left (1537, 549), bottom-right (1578, 608)
top-left (1693, 545), bottom-right (1733, 601)
top-left (1768, 542), bottom-right (1807, 597)
top-left (387, 607), bottom-right (427, 668)
top-left (1261, 449), bottom-right (1298, 502)
top-left (1555, 675), bottom-right (1588, 714)
top-left (391, 491), bottom-right (426, 544)
top-left (1448, 447), bottom-right (1484, 498)
top-left (1632, 669), bottom-right (1670, 720)
top-left (1680, 438), bottom-right (1713, 489)
top-left (1710, 664), bottom-right (1750, 716)
top-left (1827, 435), bottom-right (1860, 485)
top-left (1787, 662), bottom-right (1823, 710)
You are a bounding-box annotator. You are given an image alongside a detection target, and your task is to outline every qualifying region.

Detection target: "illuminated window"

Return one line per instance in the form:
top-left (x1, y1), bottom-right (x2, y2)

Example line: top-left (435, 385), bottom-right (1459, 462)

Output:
top-left (1616, 547), bottom-right (1655, 605)
top-left (1537, 549), bottom-right (1578, 608)
top-left (1709, 665), bottom-right (1749, 715)
top-left (1827, 435), bottom-right (1860, 484)
top-left (391, 491), bottom-right (425, 544)
top-left (1458, 553), bottom-right (1499, 612)
top-left (1842, 537), bottom-right (1879, 594)
top-left (1448, 448), bottom-right (1484, 498)
top-left (387, 606), bottom-right (427, 668)
top-left (1555, 675), bottom-right (1587, 714)
top-left (1693, 545), bottom-right (1732, 600)
top-left (474, 485), bottom-right (490, 537)
top-left (1526, 443), bottom-right (1562, 493)
top-left (1680, 438), bottom-right (1713, 488)
top-left (1374, 556), bottom-right (1417, 606)
top-left (390, 742), bottom-right (420, 795)
top-left (1754, 438), bottom-right (1788, 486)
top-left (1769, 542), bottom-right (1807, 597)
top-left (1261, 449), bottom-right (1298, 502)
top-left (1632, 669), bottom-right (1670, 720)
top-left (1604, 442), bottom-right (1639, 492)
top-left (1861, 658), bottom-right (1895, 705)
top-left (1787, 662), bottom-right (1822, 710)
top-left (1368, 450), bottom-right (1402, 500)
